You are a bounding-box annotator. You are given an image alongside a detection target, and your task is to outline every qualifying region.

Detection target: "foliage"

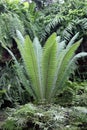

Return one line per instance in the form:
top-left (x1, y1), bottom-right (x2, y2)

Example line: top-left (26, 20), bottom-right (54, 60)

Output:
top-left (55, 80), bottom-right (87, 106)
top-left (36, 2), bottom-right (66, 42)
top-left (40, 15), bottom-right (65, 43)
top-left (36, 0), bottom-right (87, 44)
top-left (2, 31), bottom-right (87, 103)
top-left (36, 0), bottom-right (87, 79)
top-left (63, 18), bottom-right (87, 44)
top-left (1, 0), bottom-right (87, 45)
top-left (0, 1), bottom-right (87, 130)
top-left (1, 103), bottom-right (67, 130)
top-left (0, 63), bottom-right (30, 108)
top-left (72, 81), bottom-right (87, 106)
top-left (2, 103), bottom-right (87, 130)
top-left (0, 13), bottom-right (24, 44)
top-left (5, 1), bottom-right (41, 40)
top-left (0, 12), bottom-right (24, 62)
top-left (0, 90), bottom-right (6, 107)
top-left (67, 106), bottom-right (87, 130)
top-left (0, 0), bottom-right (41, 63)
top-left (0, 0), bottom-right (87, 105)
top-left (1, 0), bottom-right (87, 46)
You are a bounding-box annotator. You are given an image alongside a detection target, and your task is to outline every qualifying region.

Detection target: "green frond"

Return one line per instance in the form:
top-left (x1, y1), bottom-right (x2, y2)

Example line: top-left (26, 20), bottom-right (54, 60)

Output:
top-left (43, 32), bottom-right (57, 49)
top-left (53, 40), bottom-right (81, 96)
top-left (57, 40), bottom-right (66, 55)
top-left (56, 36), bottom-right (61, 43)
top-left (63, 22), bottom-right (75, 42)
top-left (20, 36), bottom-right (43, 100)
top-left (33, 37), bottom-right (43, 99)
top-left (63, 18), bottom-right (87, 43)
top-left (42, 33), bottom-right (57, 101)
top-left (41, 15), bottom-right (65, 42)
top-left (1, 43), bottom-right (34, 97)
top-left (60, 52), bottom-right (87, 89)
top-left (16, 30), bottom-right (24, 44)
top-left (72, 52), bottom-right (87, 61)
top-left (67, 32), bottom-right (79, 48)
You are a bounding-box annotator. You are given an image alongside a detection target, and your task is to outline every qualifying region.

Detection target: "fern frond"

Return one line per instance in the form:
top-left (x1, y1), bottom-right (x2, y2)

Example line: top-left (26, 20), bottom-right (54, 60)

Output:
top-left (16, 30), bottom-right (24, 44)
top-left (42, 33), bottom-right (57, 101)
top-left (1, 43), bottom-right (34, 97)
top-left (41, 15), bottom-right (65, 42)
top-left (16, 35), bottom-right (43, 100)
top-left (60, 52), bottom-right (87, 89)
top-left (72, 52), bottom-right (87, 61)
top-left (67, 32), bottom-right (79, 48)
top-left (63, 22), bottom-right (75, 42)
top-left (33, 37), bottom-right (43, 99)
top-left (57, 40), bottom-right (66, 55)
top-left (53, 40), bottom-right (81, 96)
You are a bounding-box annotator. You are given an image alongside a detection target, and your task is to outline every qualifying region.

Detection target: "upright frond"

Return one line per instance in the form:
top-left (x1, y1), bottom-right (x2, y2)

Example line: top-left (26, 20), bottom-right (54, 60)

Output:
top-left (42, 33), bottom-right (57, 101)
top-left (16, 35), bottom-right (43, 100)
top-left (60, 52), bottom-right (87, 89)
top-left (67, 32), bottom-right (79, 48)
top-left (53, 40), bottom-right (81, 95)
top-left (33, 37), bottom-right (43, 99)
top-left (1, 43), bottom-right (34, 97)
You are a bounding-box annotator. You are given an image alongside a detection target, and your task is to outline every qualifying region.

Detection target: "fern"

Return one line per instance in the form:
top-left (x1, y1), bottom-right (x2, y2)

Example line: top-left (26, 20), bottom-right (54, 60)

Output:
top-left (0, 12), bottom-right (25, 58)
top-left (63, 18), bottom-right (87, 43)
top-left (2, 31), bottom-right (87, 103)
top-left (40, 15), bottom-right (65, 42)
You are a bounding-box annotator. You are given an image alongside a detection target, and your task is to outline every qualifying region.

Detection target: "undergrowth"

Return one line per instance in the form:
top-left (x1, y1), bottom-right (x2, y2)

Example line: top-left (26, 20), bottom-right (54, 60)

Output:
top-left (1, 103), bottom-right (87, 130)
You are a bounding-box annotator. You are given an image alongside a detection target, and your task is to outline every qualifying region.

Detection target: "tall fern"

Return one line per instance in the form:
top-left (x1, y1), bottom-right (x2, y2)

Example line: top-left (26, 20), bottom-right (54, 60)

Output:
top-left (2, 31), bottom-right (87, 103)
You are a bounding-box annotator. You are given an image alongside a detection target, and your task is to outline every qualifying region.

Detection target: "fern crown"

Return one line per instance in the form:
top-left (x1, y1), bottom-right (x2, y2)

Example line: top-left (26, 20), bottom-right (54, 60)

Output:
top-left (2, 30), bottom-right (87, 103)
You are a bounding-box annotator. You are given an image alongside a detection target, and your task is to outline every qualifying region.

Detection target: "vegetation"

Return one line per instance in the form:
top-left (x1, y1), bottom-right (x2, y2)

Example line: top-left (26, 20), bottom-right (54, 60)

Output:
top-left (2, 31), bottom-right (87, 103)
top-left (0, 0), bottom-right (87, 130)
top-left (2, 103), bottom-right (87, 130)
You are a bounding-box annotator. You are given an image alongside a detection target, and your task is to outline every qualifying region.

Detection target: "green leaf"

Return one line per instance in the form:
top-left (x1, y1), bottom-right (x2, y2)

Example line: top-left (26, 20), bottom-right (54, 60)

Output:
top-left (33, 37), bottom-right (43, 99)
top-left (53, 40), bottom-right (81, 95)
top-left (44, 33), bottom-right (57, 49)
top-left (2, 42), bottom-right (34, 97)
top-left (67, 32), bottom-right (79, 48)
top-left (20, 36), bottom-right (42, 100)
top-left (42, 33), bottom-right (57, 101)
